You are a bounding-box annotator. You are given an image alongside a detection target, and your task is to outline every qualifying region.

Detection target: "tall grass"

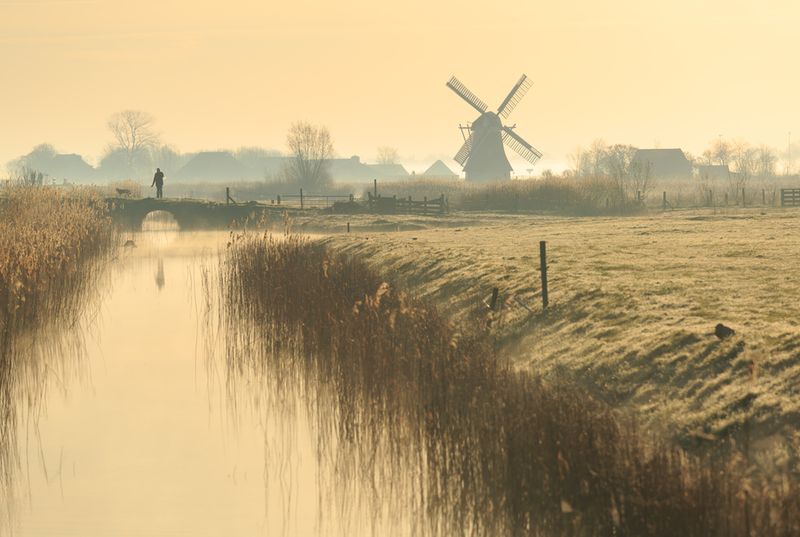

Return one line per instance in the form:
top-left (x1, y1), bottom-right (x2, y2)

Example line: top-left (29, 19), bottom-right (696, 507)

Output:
top-left (216, 233), bottom-right (799, 536)
top-left (0, 185), bottom-right (116, 488)
top-left (372, 176), bottom-right (639, 215)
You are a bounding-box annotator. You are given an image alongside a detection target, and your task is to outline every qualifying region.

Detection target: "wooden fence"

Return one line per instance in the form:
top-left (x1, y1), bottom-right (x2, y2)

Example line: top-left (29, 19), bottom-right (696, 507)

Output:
top-left (781, 189), bottom-right (800, 207)
top-left (367, 193), bottom-right (448, 215)
top-left (275, 190), bottom-right (354, 209)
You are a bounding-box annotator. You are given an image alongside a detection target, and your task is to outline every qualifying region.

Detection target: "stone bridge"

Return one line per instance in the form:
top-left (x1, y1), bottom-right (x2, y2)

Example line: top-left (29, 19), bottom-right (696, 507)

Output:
top-left (107, 197), bottom-right (277, 230)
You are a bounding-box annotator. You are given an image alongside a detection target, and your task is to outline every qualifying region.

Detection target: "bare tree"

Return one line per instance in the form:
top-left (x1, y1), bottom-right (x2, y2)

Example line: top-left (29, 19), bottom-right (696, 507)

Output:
top-left (107, 110), bottom-right (160, 171)
top-left (376, 146), bottom-right (399, 165)
top-left (702, 138), bottom-right (733, 167)
top-left (729, 142), bottom-right (757, 200)
top-left (755, 145), bottom-right (777, 178)
top-left (285, 121), bottom-right (334, 189)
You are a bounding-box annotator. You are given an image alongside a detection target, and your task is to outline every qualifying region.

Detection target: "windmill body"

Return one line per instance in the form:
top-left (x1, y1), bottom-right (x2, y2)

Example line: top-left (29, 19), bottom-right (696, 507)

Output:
top-left (464, 112), bottom-right (512, 181)
top-left (447, 74), bottom-right (542, 182)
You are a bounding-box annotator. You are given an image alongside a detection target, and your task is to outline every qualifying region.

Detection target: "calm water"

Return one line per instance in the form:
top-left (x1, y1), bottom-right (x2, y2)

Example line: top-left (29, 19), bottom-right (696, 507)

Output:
top-left (7, 228), bottom-right (400, 536)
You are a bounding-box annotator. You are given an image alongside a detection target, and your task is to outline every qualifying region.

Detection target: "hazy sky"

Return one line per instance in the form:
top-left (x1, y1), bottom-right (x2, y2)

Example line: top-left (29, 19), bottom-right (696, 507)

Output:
top-left (2, 0), bottom-right (799, 172)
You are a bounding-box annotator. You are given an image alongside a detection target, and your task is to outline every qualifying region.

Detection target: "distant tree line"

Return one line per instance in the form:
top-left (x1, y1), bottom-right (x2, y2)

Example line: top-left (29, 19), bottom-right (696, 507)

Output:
top-left (4, 111), bottom-right (406, 194)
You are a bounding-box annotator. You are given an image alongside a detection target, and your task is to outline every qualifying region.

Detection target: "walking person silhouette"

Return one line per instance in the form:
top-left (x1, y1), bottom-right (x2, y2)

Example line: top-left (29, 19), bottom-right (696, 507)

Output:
top-left (152, 168), bottom-right (165, 199)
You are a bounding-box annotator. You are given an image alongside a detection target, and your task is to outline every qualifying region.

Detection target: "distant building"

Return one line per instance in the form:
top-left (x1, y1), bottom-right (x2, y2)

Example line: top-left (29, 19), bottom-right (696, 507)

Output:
top-left (367, 162), bottom-right (409, 180)
top-left (631, 149), bottom-right (692, 180)
top-left (173, 153), bottom-right (409, 184)
top-left (695, 164), bottom-right (730, 181)
top-left (174, 151), bottom-right (251, 182)
top-left (45, 154), bottom-right (96, 183)
top-left (421, 160), bottom-right (459, 180)
top-left (326, 156), bottom-right (408, 183)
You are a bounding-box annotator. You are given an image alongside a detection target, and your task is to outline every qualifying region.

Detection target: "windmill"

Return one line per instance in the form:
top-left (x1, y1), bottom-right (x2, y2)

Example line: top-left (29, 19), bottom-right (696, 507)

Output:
top-left (446, 74), bottom-right (542, 181)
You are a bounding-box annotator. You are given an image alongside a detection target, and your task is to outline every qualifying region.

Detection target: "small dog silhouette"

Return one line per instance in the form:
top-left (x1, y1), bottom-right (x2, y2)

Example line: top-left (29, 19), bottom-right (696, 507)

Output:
top-left (116, 188), bottom-right (132, 197)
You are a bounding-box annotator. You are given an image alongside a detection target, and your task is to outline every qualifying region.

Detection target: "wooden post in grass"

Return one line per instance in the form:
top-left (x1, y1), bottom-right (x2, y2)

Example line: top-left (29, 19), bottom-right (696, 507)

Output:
top-left (277, 195), bottom-right (281, 205)
top-left (226, 187), bottom-right (230, 206)
top-left (373, 179), bottom-right (377, 199)
top-left (490, 287), bottom-right (499, 311)
top-left (347, 222), bottom-right (350, 233)
top-left (300, 188), bottom-right (304, 209)
top-left (662, 191), bottom-right (667, 211)
top-left (539, 241), bottom-right (549, 310)
top-left (742, 187), bottom-right (746, 207)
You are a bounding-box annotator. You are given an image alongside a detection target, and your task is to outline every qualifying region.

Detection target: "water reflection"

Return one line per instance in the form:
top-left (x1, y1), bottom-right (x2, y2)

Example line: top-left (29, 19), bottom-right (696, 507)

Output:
top-left (155, 258), bottom-right (165, 291)
top-left (0, 277), bottom-right (102, 533)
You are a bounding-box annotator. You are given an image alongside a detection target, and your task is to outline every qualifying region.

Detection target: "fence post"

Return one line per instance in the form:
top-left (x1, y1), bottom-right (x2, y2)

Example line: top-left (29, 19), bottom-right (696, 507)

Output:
top-left (226, 187), bottom-right (230, 206)
top-left (725, 192), bottom-right (728, 206)
top-left (373, 179), bottom-right (377, 199)
top-left (636, 190), bottom-right (641, 203)
top-left (742, 187), bottom-right (746, 207)
top-left (539, 241), bottom-right (549, 310)
top-left (662, 191), bottom-right (667, 211)
top-left (424, 196), bottom-right (428, 215)
top-left (490, 287), bottom-right (499, 311)
top-left (347, 222), bottom-right (350, 233)
top-left (300, 188), bottom-right (304, 209)
top-left (277, 195), bottom-right (281, 205)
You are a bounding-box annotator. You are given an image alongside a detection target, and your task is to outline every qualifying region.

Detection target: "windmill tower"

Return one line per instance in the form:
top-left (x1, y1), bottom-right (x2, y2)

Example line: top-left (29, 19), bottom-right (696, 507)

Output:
top-left (446, 74), bottom-right (542, 181)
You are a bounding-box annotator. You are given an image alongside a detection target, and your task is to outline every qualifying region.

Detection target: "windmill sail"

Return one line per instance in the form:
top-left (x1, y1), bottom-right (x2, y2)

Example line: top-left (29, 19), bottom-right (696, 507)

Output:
top-left (454, 134), bottom-right (473, 166)
top-left (501, 127), bottom-right (543, 165)
top-left (446, 77), bottom-right (489, 115)
top-left (497, 74), bottom-right (531, 119)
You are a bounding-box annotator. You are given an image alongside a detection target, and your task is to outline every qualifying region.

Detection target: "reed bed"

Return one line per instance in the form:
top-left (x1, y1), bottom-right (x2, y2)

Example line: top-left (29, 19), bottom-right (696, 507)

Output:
top-left (0, 185), bottom-right (116, 487)
top-left (373, 177), bottom-right (636, 215)
top-left (217, 233), bottom-right (799, 536)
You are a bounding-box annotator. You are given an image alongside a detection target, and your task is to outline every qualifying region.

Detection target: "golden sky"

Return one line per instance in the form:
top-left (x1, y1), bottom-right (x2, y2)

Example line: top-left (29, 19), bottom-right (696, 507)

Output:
top-left (1, 0), bottom-right (799, 172)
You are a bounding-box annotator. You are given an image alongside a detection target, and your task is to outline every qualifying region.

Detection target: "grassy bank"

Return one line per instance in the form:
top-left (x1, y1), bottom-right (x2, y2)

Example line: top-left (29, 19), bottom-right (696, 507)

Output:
top-left (217, 232), bottom-right (799, 536)
top-left (323, 210), bottom-right (800, 456)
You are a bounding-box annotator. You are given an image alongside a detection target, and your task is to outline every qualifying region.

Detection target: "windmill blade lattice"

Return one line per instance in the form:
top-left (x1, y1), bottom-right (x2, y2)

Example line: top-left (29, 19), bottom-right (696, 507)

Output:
top-left (497, 74), bottom-right (531, 119)
top-left (454, 134), bottom-right (474, 166)
top-left (501, 127), bottom-right (543, 165)
top-left (446, 76), bottom-right (489, 115)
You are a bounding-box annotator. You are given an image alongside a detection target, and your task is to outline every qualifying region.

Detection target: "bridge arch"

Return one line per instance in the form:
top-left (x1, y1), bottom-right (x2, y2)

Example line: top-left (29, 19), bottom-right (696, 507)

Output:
top-left (142, 210), bottom-right (180, 231)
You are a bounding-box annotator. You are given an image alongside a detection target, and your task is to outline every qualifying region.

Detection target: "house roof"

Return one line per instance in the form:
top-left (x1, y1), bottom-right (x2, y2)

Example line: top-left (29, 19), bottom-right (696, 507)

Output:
top-left (632, 148), bottom-right (692, 179)
top-left (174, 151), bottom-right (250, 181)
top-left (367, 163), bottom-right (409, 179)
top-left (43, 154), bottom-right (95, 181)
top-left (422, 160), bottom-right (458, 178)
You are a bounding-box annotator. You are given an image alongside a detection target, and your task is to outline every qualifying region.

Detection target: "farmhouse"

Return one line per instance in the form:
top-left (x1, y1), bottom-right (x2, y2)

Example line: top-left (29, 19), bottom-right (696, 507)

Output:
top-left (174, 151), bottom-right (252, 182)
top-left (695, 164), bottom-right (731, 181)
top-left (631, 148), bottom-right (692, 180)
top-left (421, 160), bottom-right (459, 180)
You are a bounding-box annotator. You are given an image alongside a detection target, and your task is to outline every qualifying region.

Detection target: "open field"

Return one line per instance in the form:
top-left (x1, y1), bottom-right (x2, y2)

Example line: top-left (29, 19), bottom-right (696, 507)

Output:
top-left (320, 207), bottom-right (800, 461)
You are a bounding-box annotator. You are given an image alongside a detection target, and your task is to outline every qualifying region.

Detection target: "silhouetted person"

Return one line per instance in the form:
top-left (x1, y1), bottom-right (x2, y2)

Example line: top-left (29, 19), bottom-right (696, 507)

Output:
top-left (152, 168), bottom-right (165, 199)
